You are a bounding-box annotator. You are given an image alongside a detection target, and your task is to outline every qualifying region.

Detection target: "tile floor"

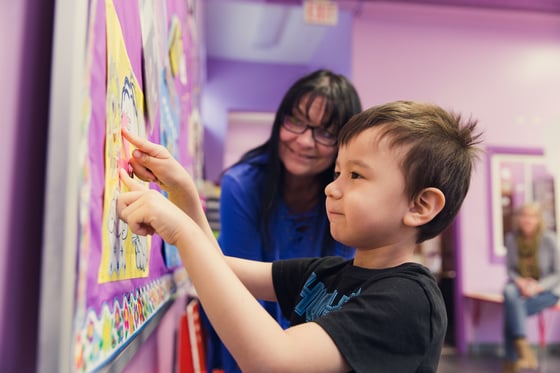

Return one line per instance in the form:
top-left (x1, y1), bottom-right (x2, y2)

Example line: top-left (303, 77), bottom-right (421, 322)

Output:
top-left (437, 344), bottom-right (560, 373)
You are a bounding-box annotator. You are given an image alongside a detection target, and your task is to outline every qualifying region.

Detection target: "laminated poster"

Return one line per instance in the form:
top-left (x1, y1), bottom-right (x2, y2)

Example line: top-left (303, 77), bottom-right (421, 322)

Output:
top-left (99, 0), bottom-right (151, 283)
top-left (139, 0), bottom-right (167, 133)
top-left (70, 0), bottom-right (202, 370)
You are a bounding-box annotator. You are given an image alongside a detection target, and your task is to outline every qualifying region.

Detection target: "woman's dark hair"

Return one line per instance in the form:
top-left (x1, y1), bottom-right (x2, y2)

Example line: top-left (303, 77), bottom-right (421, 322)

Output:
top-left (222, 69), bottom-right (362, 256)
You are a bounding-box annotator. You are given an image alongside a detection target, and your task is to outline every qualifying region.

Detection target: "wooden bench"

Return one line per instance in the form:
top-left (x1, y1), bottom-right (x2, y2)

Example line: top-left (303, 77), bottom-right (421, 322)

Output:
top-left (465, 292), bottom-right (560, 349)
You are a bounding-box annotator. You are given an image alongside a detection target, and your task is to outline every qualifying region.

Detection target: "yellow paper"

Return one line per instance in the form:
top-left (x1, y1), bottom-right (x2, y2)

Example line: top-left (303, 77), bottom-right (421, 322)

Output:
top-left (99, 0), bottom-right (150, 283)
top-left (168, 15), bottom-right (186, 84)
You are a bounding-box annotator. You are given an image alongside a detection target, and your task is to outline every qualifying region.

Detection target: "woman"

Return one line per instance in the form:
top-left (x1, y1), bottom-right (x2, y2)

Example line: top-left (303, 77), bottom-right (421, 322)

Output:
top-left (206, 69), bottom-right (362, 372)
top-left (503, 202), bottom-right (560, 373)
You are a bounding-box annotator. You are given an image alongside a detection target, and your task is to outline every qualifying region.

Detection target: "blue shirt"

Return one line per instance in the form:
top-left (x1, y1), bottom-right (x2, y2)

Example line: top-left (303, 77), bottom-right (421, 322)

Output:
top-left (203, 154), bottom-right (354, 372)
top-left (219, 155), bottom-right (354, 262)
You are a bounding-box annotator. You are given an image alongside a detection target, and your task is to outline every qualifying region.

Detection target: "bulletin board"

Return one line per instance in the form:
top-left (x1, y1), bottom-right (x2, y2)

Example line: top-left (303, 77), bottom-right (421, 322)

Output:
top-left (39, 0), bottom-right (204, 372)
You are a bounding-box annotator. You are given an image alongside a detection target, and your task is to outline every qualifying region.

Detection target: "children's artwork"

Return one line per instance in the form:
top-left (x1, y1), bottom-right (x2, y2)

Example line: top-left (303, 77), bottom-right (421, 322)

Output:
top-left (66, 0), bottom-right (205, 371)
top-left (139, 0), bottom-right (167, 133)
top-left (168, 15), bottom-right (187, 85)
top-left (160, 68), bottom-right (180, 159)
top-left (99, 0), bottom-right (150, 282)
top-left (188, 108), bottom-right (204, 183)
top-left (159, 69), bottom-right (182, 268)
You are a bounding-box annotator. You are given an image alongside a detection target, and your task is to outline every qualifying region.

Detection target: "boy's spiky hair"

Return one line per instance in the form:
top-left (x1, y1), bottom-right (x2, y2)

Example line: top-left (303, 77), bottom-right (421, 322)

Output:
top-left (339, 101), bottom-right (483, 243)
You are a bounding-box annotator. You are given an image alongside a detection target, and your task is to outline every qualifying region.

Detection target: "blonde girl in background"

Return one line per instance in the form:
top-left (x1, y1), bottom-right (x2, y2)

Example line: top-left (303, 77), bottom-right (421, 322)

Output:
top-left (503, 202), bottom-right (560, 372)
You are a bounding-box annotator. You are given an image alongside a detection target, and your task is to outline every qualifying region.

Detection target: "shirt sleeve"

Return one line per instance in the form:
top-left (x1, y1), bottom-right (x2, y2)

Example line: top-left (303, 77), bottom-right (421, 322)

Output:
top-left (539, 231), bottom-right (560, 290)
top-left (218, 169), bottom-right (265, 261)
top-left (505, 232), bottom-right (519, 280)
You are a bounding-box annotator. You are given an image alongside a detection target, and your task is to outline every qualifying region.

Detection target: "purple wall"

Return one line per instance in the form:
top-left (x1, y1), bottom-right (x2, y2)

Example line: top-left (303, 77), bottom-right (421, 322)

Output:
top-left (201, 2), bottom-right (560, 353)
top-left (3, 1), bottom-right (559, 369)
top-left (352, 2), bottom-right (560, 351)
top-left (0, 1), bottom-right (55, 372)
top-left (308, 9), bottom-right (352, 77)
top-left (0, 0), bottom-right (195, 371)
top-left (202, 60), bottom-right (310, 182)
top-left (201, 9), bottom-right (352, 182)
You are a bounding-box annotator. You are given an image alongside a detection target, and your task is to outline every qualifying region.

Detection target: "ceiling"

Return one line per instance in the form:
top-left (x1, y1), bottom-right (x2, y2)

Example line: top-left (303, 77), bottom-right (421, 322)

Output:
top-left (204, 0), bottom-right (560, 64)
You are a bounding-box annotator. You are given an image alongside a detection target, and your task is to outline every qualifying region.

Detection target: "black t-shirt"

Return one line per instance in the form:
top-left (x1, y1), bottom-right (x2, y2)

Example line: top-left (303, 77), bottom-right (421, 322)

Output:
top-left (272, 256), bottom-right (447, 373)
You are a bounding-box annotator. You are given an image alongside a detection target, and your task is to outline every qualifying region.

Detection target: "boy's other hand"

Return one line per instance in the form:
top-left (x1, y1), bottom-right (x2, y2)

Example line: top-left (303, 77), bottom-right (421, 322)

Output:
top-left (118, 168), bottom-right (190, 246)
top-left (122, 128), bottom-right (188, 192)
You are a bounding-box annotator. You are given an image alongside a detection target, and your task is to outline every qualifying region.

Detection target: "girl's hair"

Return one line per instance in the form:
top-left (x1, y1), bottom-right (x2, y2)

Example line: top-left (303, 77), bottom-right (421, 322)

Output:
top-left (223, 69), bottom-right (362, 256)
top-left (514, 202), bottom-right (546, 237)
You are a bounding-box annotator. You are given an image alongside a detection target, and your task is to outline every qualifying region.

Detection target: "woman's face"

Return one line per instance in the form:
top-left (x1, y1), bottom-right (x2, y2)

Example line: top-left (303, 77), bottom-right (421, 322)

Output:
top-left (278, 95), bottom-right (337, 179)
top-left (518, 207), bottom-right (541, 238)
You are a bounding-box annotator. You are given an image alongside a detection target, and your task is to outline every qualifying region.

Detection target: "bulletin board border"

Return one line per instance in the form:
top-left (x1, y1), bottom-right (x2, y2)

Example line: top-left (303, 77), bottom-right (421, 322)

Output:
top-left (39, 0), bottom-right (201, 371)
top-left (93, 298), bottom-right (173, 373)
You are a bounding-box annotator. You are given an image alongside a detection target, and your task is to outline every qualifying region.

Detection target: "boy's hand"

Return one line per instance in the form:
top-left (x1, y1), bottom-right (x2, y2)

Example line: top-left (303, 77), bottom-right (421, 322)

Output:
top-left (117, 169), bottom-right (189, 246)
top-left (122, 128), bottom-right (188, 192)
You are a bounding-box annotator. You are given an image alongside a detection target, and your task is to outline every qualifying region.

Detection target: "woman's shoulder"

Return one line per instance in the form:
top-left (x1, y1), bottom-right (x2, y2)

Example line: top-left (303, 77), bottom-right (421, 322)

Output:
top-left (222, 154), bottom-right (268, 183)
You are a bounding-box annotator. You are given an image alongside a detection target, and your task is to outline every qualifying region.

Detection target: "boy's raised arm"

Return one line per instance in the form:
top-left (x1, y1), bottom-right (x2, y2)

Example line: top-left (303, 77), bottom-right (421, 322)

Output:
top-left (117, 172), bottom-right (349, 373)
top-left (122, 129), bottom-right (216, 246)
top-left (122, 131), bottom-right (280, 300)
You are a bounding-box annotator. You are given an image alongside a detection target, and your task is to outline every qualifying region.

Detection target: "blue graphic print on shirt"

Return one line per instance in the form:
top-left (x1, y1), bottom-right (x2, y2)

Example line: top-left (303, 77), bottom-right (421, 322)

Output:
top-left (295, 272), bottom-right (362, 321)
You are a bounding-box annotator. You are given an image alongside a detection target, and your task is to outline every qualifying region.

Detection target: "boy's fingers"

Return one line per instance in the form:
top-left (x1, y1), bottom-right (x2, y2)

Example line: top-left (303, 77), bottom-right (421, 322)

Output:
top-left (127, 157), bottom-right (158, 183)
top-left (121, 128), bottom-right (146, 149)
top-left (117, 189), bottom-right (138, 210)
top-left (131, 148), bottom-right (157, 169)
top-left (119, 168), bottom-right (146, 191)
top-left (116, 190), bottom-right (145, 225)
top-left (122, 128), bottom-right (169, 160)
top-left (117, 194), bottom-right (153, 237)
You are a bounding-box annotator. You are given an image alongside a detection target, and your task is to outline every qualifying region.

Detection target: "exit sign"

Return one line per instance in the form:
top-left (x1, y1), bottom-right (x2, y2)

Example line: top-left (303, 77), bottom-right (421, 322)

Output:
top-left (304, 0), bottom-right (338, 26)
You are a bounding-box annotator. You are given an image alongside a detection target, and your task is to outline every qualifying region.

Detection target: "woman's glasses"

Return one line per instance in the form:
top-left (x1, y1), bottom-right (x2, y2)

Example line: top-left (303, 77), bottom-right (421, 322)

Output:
top-left (282, 116), bottom-right (337, 146)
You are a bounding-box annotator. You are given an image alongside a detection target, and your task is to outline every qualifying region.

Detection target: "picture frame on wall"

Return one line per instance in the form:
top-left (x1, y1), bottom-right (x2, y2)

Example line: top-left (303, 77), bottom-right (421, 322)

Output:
top-left (487, 146), bottom-right (558, 262)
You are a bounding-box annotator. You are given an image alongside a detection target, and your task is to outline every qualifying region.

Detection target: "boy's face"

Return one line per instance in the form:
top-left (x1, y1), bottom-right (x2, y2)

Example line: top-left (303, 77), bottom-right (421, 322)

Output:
top-left (325, 126), bottom-right (412, 250)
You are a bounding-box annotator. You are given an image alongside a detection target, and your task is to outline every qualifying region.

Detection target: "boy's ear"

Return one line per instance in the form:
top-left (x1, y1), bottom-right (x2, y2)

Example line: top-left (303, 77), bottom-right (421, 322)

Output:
top-left (403, 187), bottom-right (445, 227)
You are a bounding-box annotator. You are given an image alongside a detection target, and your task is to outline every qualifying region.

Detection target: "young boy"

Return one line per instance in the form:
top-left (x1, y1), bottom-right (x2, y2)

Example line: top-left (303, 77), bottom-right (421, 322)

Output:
top-left (118, 100), bottom-right (482, 372)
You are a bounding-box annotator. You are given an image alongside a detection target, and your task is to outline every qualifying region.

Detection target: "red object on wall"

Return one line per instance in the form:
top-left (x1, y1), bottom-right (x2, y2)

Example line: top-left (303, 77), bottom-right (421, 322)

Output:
top-left (178, 298), bottom-right (208, 373)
